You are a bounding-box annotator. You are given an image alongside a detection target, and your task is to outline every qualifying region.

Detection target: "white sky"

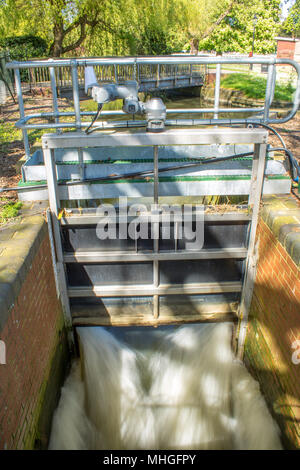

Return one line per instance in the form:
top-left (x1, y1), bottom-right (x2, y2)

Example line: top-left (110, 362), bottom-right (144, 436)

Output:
top-left (281, 0), bottom-right (296, 19)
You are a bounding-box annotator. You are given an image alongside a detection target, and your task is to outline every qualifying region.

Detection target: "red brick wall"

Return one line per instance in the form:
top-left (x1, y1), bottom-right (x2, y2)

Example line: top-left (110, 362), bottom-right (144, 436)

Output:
top-left (277, 40), bottom-right (296, 60)
top-left (245, 218), bottom-right (300, 449)
top-left (0, 231), bottom-right (68, 449)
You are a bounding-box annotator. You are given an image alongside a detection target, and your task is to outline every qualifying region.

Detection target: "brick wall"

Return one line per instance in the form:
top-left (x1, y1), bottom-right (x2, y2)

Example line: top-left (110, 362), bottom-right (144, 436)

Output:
top-left (0, 204), bottom-right (70, 449)
top-left (244, 195), bottom-right (300, 449)
top-left (277, 39), bottom-right (296, 60)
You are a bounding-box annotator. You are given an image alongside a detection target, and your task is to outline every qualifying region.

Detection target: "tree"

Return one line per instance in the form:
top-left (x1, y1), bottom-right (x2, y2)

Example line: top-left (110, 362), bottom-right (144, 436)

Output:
top-left (281, 0), bottom-right (300, 38)
top-left (84, 0), bottom-right (188, 56)
top-left (0, 0), bottom-right (127, 57)
top-left (0, 0), bottom-right (284, 57)
top-left (182, 0), bottom-right (239, 54)
top-left (199, 0), bottom-right (281, 54)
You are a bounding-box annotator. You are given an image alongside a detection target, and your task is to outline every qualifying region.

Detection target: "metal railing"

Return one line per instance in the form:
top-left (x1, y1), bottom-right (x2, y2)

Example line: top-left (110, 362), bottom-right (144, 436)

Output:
top-left (6, 56), bottom-right (300, 159)
top-left (10, 60), bottom-right (205, 89)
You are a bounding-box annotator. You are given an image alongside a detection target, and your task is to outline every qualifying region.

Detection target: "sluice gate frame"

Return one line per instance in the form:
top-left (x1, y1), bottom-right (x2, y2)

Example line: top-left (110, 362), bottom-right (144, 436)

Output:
top-left (6, 55), bottom-right (300, 357)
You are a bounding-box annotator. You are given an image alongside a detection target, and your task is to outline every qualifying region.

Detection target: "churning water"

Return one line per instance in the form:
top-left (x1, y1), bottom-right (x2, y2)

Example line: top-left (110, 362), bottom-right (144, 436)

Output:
top-left (49, 323), bottom-right (282, 450)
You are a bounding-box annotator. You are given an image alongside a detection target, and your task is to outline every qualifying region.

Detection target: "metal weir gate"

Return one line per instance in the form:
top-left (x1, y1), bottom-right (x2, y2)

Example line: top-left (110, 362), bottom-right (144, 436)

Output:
top-left (43, 128), bottom-right (267, 358)
top-left (6, 55), bottom-right (300, 357)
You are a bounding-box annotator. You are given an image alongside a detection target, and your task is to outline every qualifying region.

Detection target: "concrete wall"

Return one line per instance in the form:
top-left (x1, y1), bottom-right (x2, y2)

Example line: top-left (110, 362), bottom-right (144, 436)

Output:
top-left (0, 203), bottom-right (70, 449)
top-left (244, 195), bottom-right (300, 449)
top-left (201, 84), bottom-right (291, 109)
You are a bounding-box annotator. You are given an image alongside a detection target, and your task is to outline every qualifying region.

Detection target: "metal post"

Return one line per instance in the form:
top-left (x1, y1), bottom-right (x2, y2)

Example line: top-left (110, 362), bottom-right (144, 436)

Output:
top-left (71, 60), bottom-right (81, 130)
top-left (214, 63), bottom-right (221, 120)
top-left (49, 62), bottom-right (60, 132)
top-left (236, 142), bottom-right (267, 358)
top-left (264, 64), bottom-right (275, 122)
top-left (14, 68), bottom-right (30, 159)
top-left (114, 64), bottom-right (118, 84)
top-left (153, 145), bottom-right (159, 319)
top-left (43, 145), bottom-right (72, 325)
top-left (78, 148), bottom-right (85, 180)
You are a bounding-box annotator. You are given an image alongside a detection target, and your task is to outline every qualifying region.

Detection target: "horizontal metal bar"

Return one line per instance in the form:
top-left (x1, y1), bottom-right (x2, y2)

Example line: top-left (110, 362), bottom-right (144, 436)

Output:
top-left (64, 248), bottom-right (247, 263)
top-left (14, 106), bottom-right (265, 129)
top-left (61, 212), bottom-right (250, 225)
top-left (42, 128), bottom-right (268, 149)
top-left (6, 56), bottom-right (280, 69)
top-left (17, 118), bottom-right (270, 131)
top-left (72, 308), bottom-right (238, 327)
top-left (68, 281), bottom-right (242, 297)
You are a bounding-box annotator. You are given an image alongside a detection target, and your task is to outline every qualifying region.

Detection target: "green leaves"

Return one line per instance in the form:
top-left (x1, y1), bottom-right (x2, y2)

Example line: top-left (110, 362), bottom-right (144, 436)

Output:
top-left (282, 0), bottom-right (300, 38)
top-left (0, 0), bottom-right (288, 57)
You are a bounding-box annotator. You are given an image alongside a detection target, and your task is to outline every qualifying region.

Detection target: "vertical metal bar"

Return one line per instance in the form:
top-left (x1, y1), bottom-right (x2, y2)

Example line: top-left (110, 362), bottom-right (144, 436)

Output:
top-left (156, 64), bottom-right (160, 88)
top-left (236, 143), bottom-right (267, 359)
top-left (174, 221), bottom-right (178, 251)
top-left (14, 68), bottom-right (30, 159)
top-left (49, 63), bottom-right (60, 132)
top-left (71, 60), bottom-right (81, 130)
top-left (43, 146), bottom-right (72, 325)
top-left (46, 208), bottom-right (60, 299)
top-left (78, 148), bottom-right (85, 180)
top-left (43, 147), bottom-right (60, 215)
top-left (114, 64), bottom-right (118, 84)
top-left (153, 145), bottom-right (159, 319)
top-left (214, 63), bottom-right (221, 120)
top-left (190, 64), bottom-right (193, 85)
top-left (263, 64), bottom-right (275, 122)
top-left (154, 145), bottom-right (159, 205)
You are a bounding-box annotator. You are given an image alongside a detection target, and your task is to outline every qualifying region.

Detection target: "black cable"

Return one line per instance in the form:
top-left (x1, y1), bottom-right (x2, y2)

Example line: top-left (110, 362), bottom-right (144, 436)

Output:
top-left (270, 147), bottom-right (300, 182)
top-left (85, 103), bottom-right (102, 135)
top-left (245, 123), bottom-right (300, 182)
top-left (291, 187), bottom-right (300, 202)
top-left (2, 147), bottom-right (299, 192)
top-left (246, 121), bottom-right (286, 149)
top-left (1, 150), bottom-right (256, 193)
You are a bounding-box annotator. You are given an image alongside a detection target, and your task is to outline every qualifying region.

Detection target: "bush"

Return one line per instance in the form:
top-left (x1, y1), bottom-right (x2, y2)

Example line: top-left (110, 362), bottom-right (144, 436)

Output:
top-left (0, 35), bottom-right (48, 61)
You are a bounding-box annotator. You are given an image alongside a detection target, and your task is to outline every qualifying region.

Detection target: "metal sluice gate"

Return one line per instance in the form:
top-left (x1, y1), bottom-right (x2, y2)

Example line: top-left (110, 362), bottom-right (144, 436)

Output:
top-left (5, 55), bottom-right (300, 356)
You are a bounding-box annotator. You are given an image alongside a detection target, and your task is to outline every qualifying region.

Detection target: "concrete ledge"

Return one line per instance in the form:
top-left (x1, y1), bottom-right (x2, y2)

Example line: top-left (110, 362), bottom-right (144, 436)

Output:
top-left (261, 195), bottom-right (300, 267)
top-left (0, 201), bottom-right (48, 331)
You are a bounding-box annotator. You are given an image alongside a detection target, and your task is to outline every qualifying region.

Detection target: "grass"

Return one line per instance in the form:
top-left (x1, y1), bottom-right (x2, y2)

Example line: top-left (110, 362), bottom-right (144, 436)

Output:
top-left (0, 120), bottom-right (22, 145)
top-left (221, 73), bottom-right (295, 101)
top-left (0, 199), bottom-right (22, 225)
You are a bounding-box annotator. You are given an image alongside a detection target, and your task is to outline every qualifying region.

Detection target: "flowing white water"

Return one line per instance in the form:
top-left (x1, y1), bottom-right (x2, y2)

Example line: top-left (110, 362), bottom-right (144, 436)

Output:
top-left (49, 323), bottom-right (282, 450)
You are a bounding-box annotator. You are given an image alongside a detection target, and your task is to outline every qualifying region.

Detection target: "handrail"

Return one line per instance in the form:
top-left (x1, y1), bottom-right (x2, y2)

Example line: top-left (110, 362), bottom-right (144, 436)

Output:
top-left (4, 55), bottom-right (289, 68)
top-left (6, 56), bottom-right (300, 159)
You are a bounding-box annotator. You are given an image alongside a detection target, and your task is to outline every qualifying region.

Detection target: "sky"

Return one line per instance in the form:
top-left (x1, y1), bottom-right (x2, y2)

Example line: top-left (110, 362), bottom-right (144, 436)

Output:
top-left (281, 0), bottom-right (296, 19)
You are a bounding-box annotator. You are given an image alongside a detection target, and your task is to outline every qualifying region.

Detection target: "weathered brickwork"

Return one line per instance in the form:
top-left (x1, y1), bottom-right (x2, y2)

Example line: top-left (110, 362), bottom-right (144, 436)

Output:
top-left (245, 195), bottom-right (300, 449)
top-left (0, 206), bottom-right (69, 449)
top-left (277, 39), bottom-right (296, 61)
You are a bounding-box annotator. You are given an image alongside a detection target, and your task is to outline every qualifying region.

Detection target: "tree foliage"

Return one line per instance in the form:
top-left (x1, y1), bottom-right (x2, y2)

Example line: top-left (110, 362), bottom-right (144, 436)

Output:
top-left (0, 0), bottom-right (283, 56)
top-left (0, 35), bottom-right (48, 60)
top-left (281, 0), bottom-right (300, 38)
top-left (199, 0), bottom-right (281, 53)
